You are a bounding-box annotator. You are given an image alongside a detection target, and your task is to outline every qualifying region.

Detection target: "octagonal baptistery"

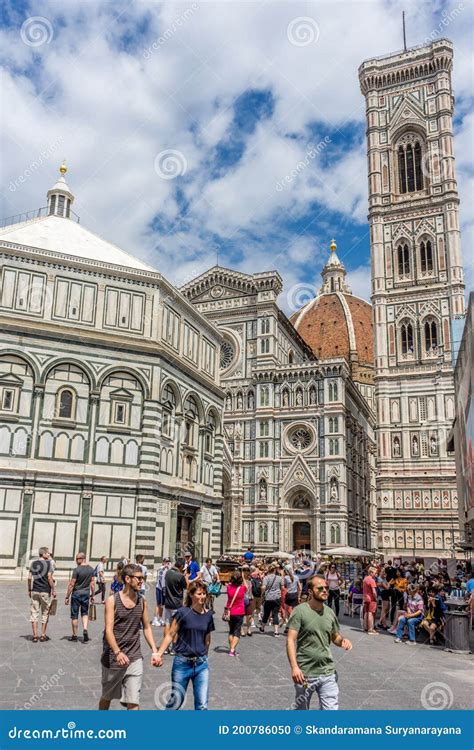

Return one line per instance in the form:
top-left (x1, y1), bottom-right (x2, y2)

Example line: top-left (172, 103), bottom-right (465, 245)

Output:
top-left (290, 240), bottom-right (375, 408)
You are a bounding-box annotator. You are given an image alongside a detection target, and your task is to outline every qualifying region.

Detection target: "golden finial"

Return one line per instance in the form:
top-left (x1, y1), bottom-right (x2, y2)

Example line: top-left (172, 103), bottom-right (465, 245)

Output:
top-left (59, 161), bottom-right (67, 175)
top-left (330, 238), bottom-right (337, 252)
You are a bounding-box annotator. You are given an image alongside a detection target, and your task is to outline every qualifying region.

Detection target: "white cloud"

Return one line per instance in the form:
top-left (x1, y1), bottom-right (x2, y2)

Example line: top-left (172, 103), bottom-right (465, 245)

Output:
top-left (0, 0), bottom-right (472, 301)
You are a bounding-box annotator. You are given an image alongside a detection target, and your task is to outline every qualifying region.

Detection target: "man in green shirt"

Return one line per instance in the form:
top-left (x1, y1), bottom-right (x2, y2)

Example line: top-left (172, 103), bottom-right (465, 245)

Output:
top-left (286, 575), bottom-right (352, 710)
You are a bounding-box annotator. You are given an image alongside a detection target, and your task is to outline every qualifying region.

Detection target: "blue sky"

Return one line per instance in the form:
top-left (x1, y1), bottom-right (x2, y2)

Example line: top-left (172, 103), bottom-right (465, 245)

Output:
top-left (1, 0), bottom-right (473, 313)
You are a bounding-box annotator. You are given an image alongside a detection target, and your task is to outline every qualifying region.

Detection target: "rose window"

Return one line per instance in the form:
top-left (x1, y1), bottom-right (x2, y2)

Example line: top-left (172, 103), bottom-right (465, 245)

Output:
top-left (289, 427), bottom-right (312, 450)
top-left (220, 341), bottom-right (235, 370)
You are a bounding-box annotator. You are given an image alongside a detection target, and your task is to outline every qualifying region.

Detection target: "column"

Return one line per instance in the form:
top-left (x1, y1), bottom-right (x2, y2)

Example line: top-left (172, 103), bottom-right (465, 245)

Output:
top-left (17, 487), bottom-right (34, 568)
top-left (168, 500), bottom-right (178, 558)
top-left (79, 492), bottom-right (92, 554)
top-left (29, 385), bottom-right (44, 457)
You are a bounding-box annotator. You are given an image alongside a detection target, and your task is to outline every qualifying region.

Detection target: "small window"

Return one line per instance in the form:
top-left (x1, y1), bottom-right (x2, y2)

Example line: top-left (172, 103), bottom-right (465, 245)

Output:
top-left (49, 195), bottom-right (56, 215)
top-left (58, 195), bottom-right (65, 215)
top-left (58, 389), bottom-right (74, 419)
top-left (2, 389), bottom-right (14, 411)
top-left (114, 402), bottom-right (127, 424)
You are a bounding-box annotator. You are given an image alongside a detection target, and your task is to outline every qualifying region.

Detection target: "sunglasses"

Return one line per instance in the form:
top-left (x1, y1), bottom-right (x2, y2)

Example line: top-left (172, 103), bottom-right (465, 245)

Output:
top-left (130, 575), bottom-right (144, 582)
top-left (315, 586), bottom-right (329, 592)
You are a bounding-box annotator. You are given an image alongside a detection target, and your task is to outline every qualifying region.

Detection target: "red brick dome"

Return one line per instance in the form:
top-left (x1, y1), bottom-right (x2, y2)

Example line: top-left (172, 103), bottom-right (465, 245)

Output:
top-left (290, 239), bottom-right (374, 365)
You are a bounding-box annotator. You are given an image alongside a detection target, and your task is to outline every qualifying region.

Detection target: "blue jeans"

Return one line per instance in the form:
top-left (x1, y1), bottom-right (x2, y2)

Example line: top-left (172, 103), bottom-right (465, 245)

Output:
top-left (396, 615), bottom-right (423, 641)
top-left (166, 655), bottom-right (209, 710)
top-left (294, 672), bottom-right (339, 710)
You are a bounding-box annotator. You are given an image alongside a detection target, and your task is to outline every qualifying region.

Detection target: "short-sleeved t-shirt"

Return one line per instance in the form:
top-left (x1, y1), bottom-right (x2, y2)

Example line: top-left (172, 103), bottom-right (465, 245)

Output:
top-left (288, 603), bottom-right (339, 677)
top-left (72, 565), bottom-right (94, 593)
top-left (362, 575), bottom-right (377, 603)
top-left (186, 560), bottom-right (200, 581)
top-left (200, 565), bottom-right (218, 585)
top-left (173, 607), bottom-right (216, 656)
top-left (30, 558), bottom-right (52, 594)
top-left (284, 575), bottom-right (298, 595)
top-left (263, 574), bottom-right (282, 600)
top-left (164, 568), bottom-right (187, 609)
top-left (226, 584), bottom-right (246, 615)
top-left (173, 606), bottom-right (215, 657)
top-left (243, 551), bottom-right (254, 563)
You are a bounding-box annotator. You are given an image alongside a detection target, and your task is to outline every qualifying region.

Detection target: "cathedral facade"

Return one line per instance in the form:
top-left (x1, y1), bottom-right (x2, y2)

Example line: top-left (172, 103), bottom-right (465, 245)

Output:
top-left (181, 248), bottom-right (377, 556)
top-left (359, 38), bottom-right (464, 557)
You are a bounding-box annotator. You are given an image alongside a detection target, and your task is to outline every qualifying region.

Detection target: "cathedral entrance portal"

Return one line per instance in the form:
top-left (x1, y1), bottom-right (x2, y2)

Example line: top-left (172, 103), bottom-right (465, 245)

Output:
top-left (293, 521), bottom-right (311, 550)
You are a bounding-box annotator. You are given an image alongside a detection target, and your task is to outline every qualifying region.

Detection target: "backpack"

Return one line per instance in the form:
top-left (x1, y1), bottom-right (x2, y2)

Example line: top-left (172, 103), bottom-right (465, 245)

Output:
top-left (251, 577), bottom-right (262, 597)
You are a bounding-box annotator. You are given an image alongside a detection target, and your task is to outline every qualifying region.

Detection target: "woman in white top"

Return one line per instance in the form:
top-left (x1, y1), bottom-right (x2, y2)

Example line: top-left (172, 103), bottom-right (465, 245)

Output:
top-left (325, 563), bottom-right (343, 616)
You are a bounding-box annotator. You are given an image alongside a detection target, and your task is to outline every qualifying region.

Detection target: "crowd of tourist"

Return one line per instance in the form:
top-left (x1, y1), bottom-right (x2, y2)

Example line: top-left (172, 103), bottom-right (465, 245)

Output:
top-left (26, 545), bottom-right (473, 712)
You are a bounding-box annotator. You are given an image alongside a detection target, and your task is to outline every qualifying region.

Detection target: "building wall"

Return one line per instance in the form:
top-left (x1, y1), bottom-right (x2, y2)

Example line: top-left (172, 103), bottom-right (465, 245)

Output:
top-left (0, 245), bottom-right (224, 575)
top-left (359, 39), bottom-right (464, 557)
top-left (453, 293), bottom-right (473, 552)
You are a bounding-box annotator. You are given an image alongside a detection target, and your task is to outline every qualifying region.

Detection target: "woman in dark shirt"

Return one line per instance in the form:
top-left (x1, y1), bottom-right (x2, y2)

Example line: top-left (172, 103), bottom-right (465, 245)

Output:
top-left (156, 581), bottom-right (214, 710)
top-left (420, 590), bottom-right (445, 644)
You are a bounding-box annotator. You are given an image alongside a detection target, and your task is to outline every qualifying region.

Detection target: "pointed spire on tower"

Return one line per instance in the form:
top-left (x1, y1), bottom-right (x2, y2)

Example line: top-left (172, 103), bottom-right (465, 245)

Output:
top-left (47, 162), bottom-right (75, 218)
top-left (319, 238), bottom-right (351, 295)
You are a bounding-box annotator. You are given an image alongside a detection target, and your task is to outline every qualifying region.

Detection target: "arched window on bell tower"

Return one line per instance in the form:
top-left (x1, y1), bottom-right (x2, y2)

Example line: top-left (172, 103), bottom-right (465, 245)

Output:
top-left (397, 134), bottom-right (424, 194)
top-left (420, 238), bottom-right (434, 274)
top-left (424, 318), bottom-right (439, 354)
top-left (397, 243), bottom-right (410, 277)
top-left (400, 320), bottom-right (414, 357)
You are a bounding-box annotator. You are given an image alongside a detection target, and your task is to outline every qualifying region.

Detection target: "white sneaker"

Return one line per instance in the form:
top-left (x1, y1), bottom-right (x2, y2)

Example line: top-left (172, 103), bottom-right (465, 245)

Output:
top-left (406, 640), bottom-right (416, 645)
top-left (251, 621), bottom-right (257, 629)
top-left (394, 637), bottom-right (402, 643)
top-left (152, 617), bottom-right (160, 626)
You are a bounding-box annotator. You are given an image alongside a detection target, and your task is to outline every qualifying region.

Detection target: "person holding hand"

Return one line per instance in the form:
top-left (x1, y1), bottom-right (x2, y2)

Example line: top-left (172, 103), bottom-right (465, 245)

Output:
top-left (286, 575), bottom-right (352, 710)
top-left (99, 563), bottom-right (160, 710)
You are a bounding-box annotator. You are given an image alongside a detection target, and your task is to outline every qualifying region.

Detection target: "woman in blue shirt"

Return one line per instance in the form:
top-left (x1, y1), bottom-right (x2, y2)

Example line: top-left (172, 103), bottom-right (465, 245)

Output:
top-left (156, 581), bottom-right (214, 710)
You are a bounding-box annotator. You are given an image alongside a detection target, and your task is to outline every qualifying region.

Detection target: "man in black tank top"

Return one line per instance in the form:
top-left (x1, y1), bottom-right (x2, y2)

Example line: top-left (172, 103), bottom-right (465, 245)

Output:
top-left (99, 563), bottom-right (160, 710)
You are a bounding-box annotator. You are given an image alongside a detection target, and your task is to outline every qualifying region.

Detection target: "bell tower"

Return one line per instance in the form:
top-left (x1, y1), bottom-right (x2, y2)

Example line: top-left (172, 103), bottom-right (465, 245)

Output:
top-left (359, 39), bottom-right (464, 557)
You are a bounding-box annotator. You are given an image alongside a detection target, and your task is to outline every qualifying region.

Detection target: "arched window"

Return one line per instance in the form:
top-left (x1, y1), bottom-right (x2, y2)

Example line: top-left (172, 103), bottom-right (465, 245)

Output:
top-left (330, 523), bottom-right (341, 545)
top-left (397, 243), bottom-right (410, 276)
top-left (57, 388), bottom-right (75, 420)
top-left (183, 394), bottom-right (199, 447)
top-left (328, 381), bottom-right (338, 401)
top-left (258, 522), bottom-right (268, 543)
top-left (420, 239), bottom-right (433, 273)
top-left (261, 318), bottom-right (270, 334)
top-left (401, 322), bottom-right (414, 355)
top-left (261, 338), bottom-right (270, 354)
top-left (288, 350), bottom-right (294, 364)
top-left (398, 136), bottom-right (424, 193)
top-left (424, 319), bottom-right (438, 352)
top-left (205, 412), bottom-right (216, 455)
top-left (162, 383), bottom-right (177, 437)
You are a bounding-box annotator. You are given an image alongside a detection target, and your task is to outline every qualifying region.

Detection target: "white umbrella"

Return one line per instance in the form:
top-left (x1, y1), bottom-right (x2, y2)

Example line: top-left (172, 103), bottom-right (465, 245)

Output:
top-left (323, 546), bottom-right (376, 558)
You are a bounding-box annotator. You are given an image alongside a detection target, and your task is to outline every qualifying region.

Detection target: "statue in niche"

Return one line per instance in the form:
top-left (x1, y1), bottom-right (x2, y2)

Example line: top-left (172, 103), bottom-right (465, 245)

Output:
top-left (259, 480), bottom-right (267, 502)
top-left (282, 390), bottom-right (289, 407)
top-left (393, 436), bottom-right (401, 457)
top-left (296, 390), bottom-right (303, 406)
top-left (237, 392), bottom-right (243, 409)
top-left (412, 435), bottom-right (419, 456)
top-left (247, 391), bottom-right (254, 409)
top-left (225, 394), bottom-right (232, 410)
top-left (309, 388), bottom-right (317, 405)
top-left (430, 435), bottom-right (437, 455)
top-left (330, 479), bottom-right (338, 502)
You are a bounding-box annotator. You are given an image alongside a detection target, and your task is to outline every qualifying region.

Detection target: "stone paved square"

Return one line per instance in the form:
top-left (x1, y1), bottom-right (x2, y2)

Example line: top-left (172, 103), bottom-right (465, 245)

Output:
top-left (1, 581), bottom-right (472, 711)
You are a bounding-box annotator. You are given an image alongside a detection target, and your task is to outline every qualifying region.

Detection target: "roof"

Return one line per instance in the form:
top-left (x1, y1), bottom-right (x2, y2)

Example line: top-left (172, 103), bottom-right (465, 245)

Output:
top-left (291, 291), bottom-right (374, 365)
top-left (0, 214), bottom-right (154, 271)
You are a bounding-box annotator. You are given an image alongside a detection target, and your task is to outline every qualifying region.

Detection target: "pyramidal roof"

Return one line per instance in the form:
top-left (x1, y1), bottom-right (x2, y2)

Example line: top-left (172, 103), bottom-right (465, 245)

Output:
top-left (0, 165), bottom-right (155, 272)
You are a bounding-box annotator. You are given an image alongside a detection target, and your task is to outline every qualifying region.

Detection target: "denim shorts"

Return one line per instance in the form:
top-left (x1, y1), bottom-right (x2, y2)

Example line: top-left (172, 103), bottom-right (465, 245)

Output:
top-left (70, 591), bottom-right (90, 619)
